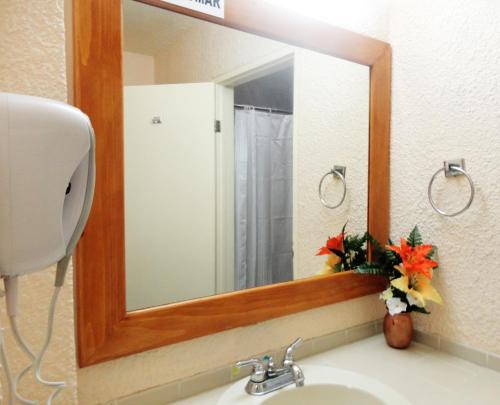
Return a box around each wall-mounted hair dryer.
[0,92,95,405]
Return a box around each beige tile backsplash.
[115,323,500,405]
[115,320,380,404]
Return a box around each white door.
[124,83,216,310]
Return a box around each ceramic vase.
[383,312,413,349]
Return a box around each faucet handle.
[264,355,280,377]
[235,358,267,383]
[283,337,303,367]
[265,355,276,370]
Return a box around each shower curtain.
[234,107,293,290]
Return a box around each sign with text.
[160,0,225,18]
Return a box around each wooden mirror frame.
[73,0,391,367]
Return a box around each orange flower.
[387,238,437,279]
[316,233,344,256]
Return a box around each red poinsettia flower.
[316,233,344,256]
[387,238,438,279]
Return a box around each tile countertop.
[172,334,500,405]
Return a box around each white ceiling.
[122,0,200,55]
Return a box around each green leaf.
[330,249,344,257]
[391,287,408,300]
[345,235,365,251]
[385,249,400,264]
[409,305,430,315]
[428,245,438,262]
[368,235,383,253]
[355,264,387,276]
[408,226,423,247]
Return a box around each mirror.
[122,0,369,311]
[74,0,390,365]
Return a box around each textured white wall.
[294,48,369,279]
[123,51,155,86]
[388,0,500,355]
[266,0,391,40]
[154,22,286,84]
[0,1,77,404]
[0,0,68,101]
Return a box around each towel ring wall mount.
[319,165,347,209]
[428,159,475,217]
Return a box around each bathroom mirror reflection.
[122,0,369,311]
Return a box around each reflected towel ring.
[428,159,475,217]
[318,166,347,209]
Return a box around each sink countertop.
[172,334,500,405]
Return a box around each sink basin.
[261,384,384,405]
[217,366,411,405]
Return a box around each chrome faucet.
[235,338,305,396]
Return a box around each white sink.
[217,366,411,405]
[261,385,383,405]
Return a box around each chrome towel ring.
[428,159,475,217]
[318,165,347,209]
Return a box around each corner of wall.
[64,0,74,104]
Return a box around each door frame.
[214,47,296,293]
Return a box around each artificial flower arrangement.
[316,224,369,274]
[355,226,443,316]
[317,225,442,349]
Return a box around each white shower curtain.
[234,107,293,290]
